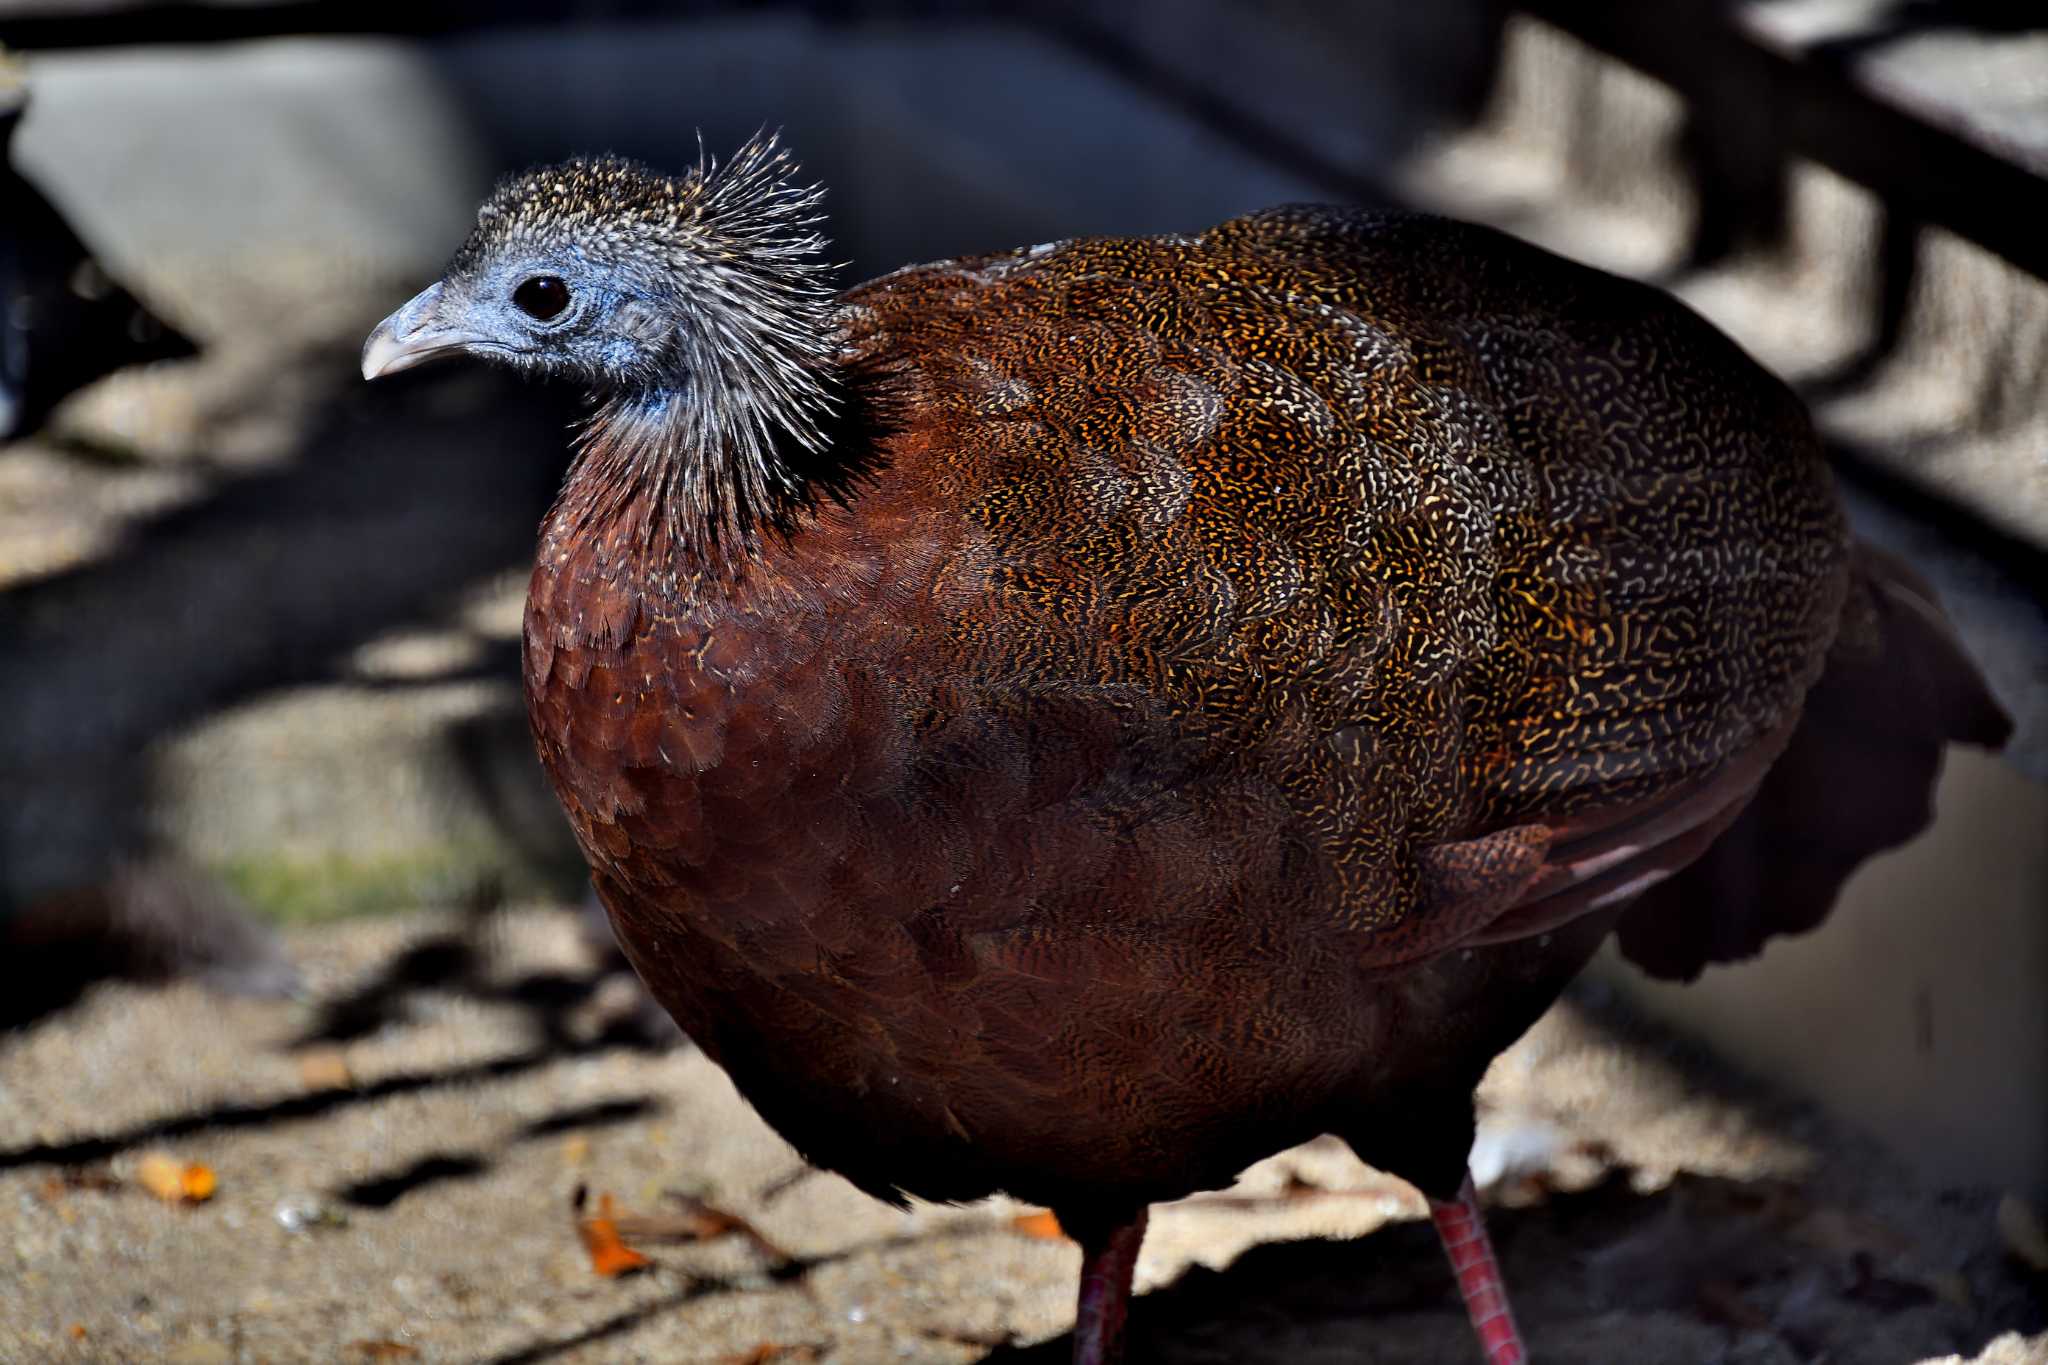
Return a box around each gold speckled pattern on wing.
[839,207,1846,924]
[522,206,1849,1212]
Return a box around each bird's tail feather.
[1613,543,2011,981]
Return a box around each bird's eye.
[513,276,570,321]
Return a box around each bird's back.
[839,206,1847,925]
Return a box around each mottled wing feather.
[844,207,1847,940]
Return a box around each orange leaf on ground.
[296,1047,355,1092]
[348,1342,419,1359]
[723,1345,821,1364]
[67,1324,87,1340]
[611,1191,792,1265]
[1011,1210,1066,1241]
[575,1192,651,1277]
[134,1153,216,1205]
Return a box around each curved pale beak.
[361,281,495,380]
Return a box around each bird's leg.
[1429,1171,1527,1365]
[1070,1208,1149,1365]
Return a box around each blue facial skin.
[444,242,681,390]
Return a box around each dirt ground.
[0,905,2042,1364]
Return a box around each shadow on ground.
[994,1175,2044,1365]
[0,898,680,1172]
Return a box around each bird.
[362,134,2009,1364]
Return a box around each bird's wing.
[845,205,1850,942]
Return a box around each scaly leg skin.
[1070,1209,1150,1365]
[1430,1171,1529,1364]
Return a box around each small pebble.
[274,1197,345,1233]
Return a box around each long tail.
[1614,543,2012,981]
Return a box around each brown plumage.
[363,136,2008,1363]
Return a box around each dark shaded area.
[0,859,298,1031]
[338,1151,491,1209]
[304,960,676,1211]
[0,357,585,900]
[0,0,745,47]
[294,931,486,1045]
[1827,436,2048,609]
[288,892,689,1054]
[0,902,681,1172]
[1042,11,1408,215]
[516,1096,664,1140]
[0,1043,582,1171]
[1,80,196,439]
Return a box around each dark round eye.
[513,275,570,321]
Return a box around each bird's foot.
[1070,1208,1149,1365]
[1430,1170,1528,1364]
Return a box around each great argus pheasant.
[362,136,2009,1364]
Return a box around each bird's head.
[364,136,838,391]
[363,135,847,552]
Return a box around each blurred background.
[1,2,2044,1361]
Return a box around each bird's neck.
[555,371,837,579]
[543,333,895,606]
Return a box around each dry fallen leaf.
[610,1191,791,1265]
[135,1153,217,1205]
[919,1325,1015,1349]
[575,1192,651,1278]
[723,1345,821,1365]
[67,1324,87,1341]
[1011,1210,1066,1241]
[347,1342,419,1360]
[296,1047,354,1092]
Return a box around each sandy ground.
[0,905,2042,1364]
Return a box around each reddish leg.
[1429,1171,1528,1364]
[1070,1209,1149,1365]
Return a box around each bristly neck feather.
[553,137,853,575]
